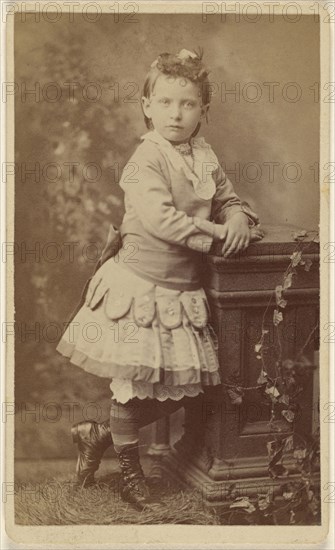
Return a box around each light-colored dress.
[56,130,253,403]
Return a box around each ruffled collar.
[141,130,218,200]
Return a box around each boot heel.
[71,424,79,444]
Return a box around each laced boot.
[117,444,151,510]
[71,419,112,487]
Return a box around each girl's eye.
[159,98,170,105]
[183,101,195,108]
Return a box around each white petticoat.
[110,378,204,404]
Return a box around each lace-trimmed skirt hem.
[56,258,221,392]
[109,379,205,404]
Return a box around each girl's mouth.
[167,125,183,130]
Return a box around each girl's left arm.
[121,148,220,250]
[208,164,263,256]
[211,164,259,226]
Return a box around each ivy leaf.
[265,385,280,398]
[278,394,290,406]
[267,439,285,466]
[273,309,283,326]
[293,448,307,463]
[227,388,243,406]
[289,510,296,524]
[304,259,313,271]
[258,493,271,511]
[284,375,297,391]
[283,273,293,290]
[227,483,238,498]
[282,482,296,500]
[281,409,295,423]
[275,285,283,302]
[292,230,307,241]
[275,286,288,308]
[290,251,302,267]
[257,372,268,384]
[230,497,256,514]
[283,435,294,452]
[306,488,314,501]
[308,495,319,516]
[254,343,262,353]
[267,440,277,458]
[268,464,289,479]
[282,359,295,372]
[283,490,294,500]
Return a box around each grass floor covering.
[14,458,219,525]
[13,458,321,526]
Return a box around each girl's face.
[142,74,208,144]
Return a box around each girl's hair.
[142,49,211,135]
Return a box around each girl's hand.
[218,212,250,257]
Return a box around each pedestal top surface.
[207,224,319,264]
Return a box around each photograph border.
[3,1,333,546]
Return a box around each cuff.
[216,205,243,224]
[241,202,260,227]
[225,205,260,228]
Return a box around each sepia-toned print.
[3,1,333,546]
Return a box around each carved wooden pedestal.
[152,225,320,504]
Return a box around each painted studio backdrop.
[14,13,320,459]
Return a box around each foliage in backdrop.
[15,23,138,458]
[14,14,320,460]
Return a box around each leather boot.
[116,444,151,509]
[71,420,112,487]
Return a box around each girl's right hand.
[212,223,229,241]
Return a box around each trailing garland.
[224,230,319,407]
[221,230,320,524]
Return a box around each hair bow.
[176,49,198,60]
[150,48,203,69]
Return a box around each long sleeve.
[119,138,260,256]
[117,134,264,291]
[120,152,216,249]
[211,165,260,227]
[211,164,244,223]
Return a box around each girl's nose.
[170,105,182,119]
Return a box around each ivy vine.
[222,230,320,524]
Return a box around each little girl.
[57,49,261,509]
